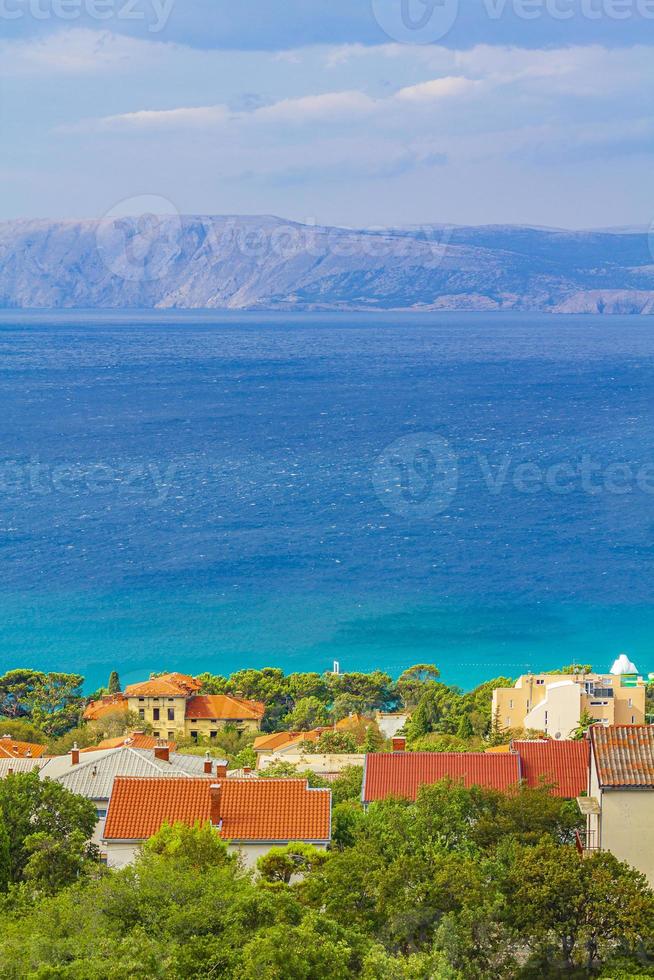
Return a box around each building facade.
[84,673,265,740]
[492,665,646,739]
[582,725,654,885]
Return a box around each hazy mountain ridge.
[1,215,653,313]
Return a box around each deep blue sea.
[1,311,653,692]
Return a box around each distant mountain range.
[1,215,654,313]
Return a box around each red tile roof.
[103,777,213,840]
[0,737,46,759]
[83,694,128,721]
[590,724,654,787]
[125,673,202,698]
[362,752,521,803]
[219,779,331,842]
[103,777,331,843]
[185,694,265,722]
[513,740,589,798]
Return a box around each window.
[168,698,175,703]
[509,699,513,709]
[153,708,160,721]
[167,731,174,739]
[628,698,633,707]
[96,809,107,818]
[210,730,217,739]
[536,679,544,685]
[632,715,635,723]
[138,708,145,720]
[153,731,160,738]
[190,730,198,741]
[152,697,159,702]
[167,708,175,721]
[544,710,548,726]
[139,697,145,702]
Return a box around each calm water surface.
[0,311,653,690]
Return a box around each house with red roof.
[0,733,47,759]
[582,725,654,884]
[362,739,591,804]
[102,776,332,868]
[362,750,522,804]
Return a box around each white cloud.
[395,77,479,102]
[252,90,377,122]
[0,28,174,76]
[95,105,231,130]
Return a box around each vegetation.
[0,779,651,978]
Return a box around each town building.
[102,776,332,868]
[362,738,589,804]
[0,734,46,759]
[580,724,654,885]
[491,658,646,738]
[80,732,178,752]
[84,673,265,741]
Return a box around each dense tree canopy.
[0,779,650,979]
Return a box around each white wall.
[524,681,581,738]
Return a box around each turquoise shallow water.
[1,311,653,690]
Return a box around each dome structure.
[610,653,639,675]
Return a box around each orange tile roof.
[103,777,331,843]
[363,752,521,803]
[513,740,589,798]
[80,733,178,753]
[83,694,128,721]
[0,737,46,759]
[125,673,202,698]
[219,779,330,842]
[185,694,265,722]
[590,724,654,787]
[253,732,296,751]
[104,777,213,840]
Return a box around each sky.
[1,0,654,228]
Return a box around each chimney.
[392,736,406,753]
[7,767,13,777]
[210,783,222,825]
[203,752,213,775]
[154,740,170,763]
[243,766,252,775]
[215,762,227,778]
[71,742,80,765]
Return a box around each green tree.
[571,709,594,740]
[107,670,121,694]
[0,808,11,893]
[330,765,364,804]
[307,730,358,754]
[504,839,654,970]
[196,671,228,695]
[257,842,328,884]
[0,771,97,885]
[239,911,357,980]
[284,697,329,732]
[23,828,95,895]
[144,820,233,870]
[395,664,441,711]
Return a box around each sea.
[1,310,653,692]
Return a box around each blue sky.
[1,1,653,227]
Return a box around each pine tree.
[107,671,121,695]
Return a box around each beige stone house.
[86,673,265,741]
